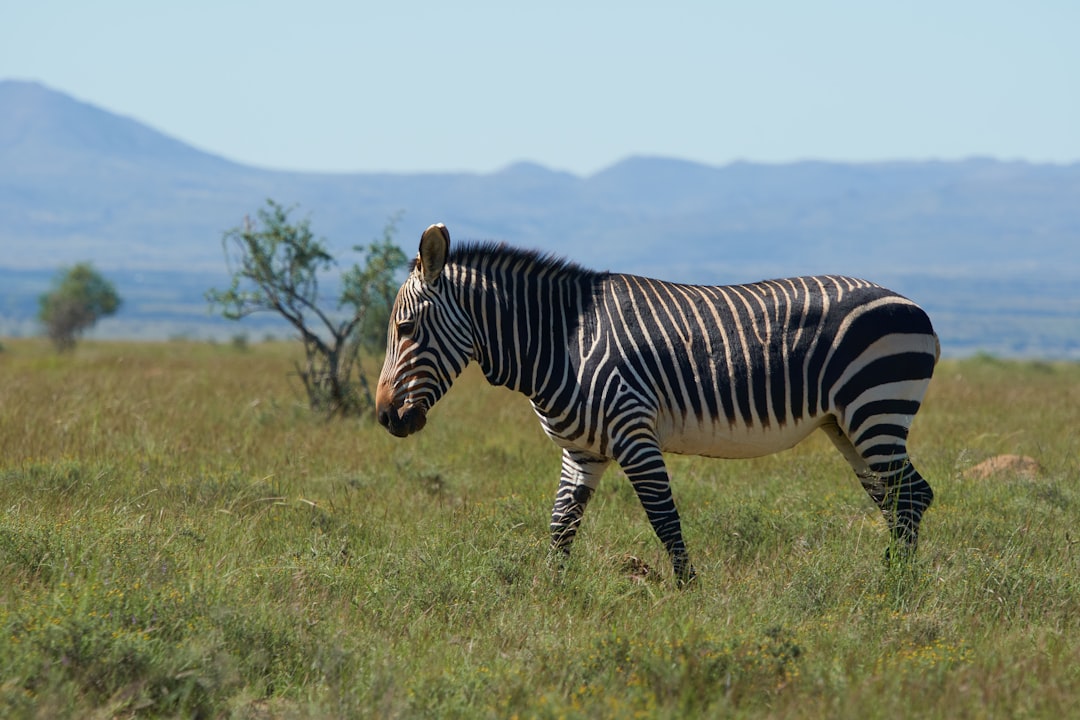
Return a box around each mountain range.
[1,79,1078,357]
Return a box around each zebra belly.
[657,414,828,459]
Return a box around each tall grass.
[1,340,1078,718]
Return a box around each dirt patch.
[963,454,1041,480]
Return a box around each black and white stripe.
[377,224,938,582]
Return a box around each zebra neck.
[452,266,586,401]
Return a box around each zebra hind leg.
[868,458,934,561]
[823,420,934,559]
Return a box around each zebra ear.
[418,223,450,285]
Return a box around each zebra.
[376,223,938,583]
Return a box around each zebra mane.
[445,241,606,280]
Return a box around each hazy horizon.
[4,2,1079,176]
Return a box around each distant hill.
[1,79,1078,357]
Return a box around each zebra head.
[376,223,474,437]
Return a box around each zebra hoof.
[675,565,698,589]
[546,546,571,570]
[883,542,917,566]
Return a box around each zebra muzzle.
[377,402,428,438]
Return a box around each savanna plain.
[1,339,1078,719]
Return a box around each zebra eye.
[397,319,416,337]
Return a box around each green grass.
[1,339,1079,718]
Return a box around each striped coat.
[377,225,937,582]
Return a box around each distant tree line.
[29,201,407,419]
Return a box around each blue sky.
[3,1,1078,175]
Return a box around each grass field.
[1,338,1079,718]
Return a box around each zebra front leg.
[549,449,610,559]
[616,439,696,585]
